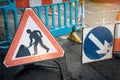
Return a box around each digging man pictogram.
[27,29,49,55]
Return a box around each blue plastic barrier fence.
[0,0,84,49]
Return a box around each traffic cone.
[48,7,58,16]
[116,11,120,21]
[48,7,52,15]
[114,11,120,57]
[67,32,82,44]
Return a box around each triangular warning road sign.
[4,8,64,67]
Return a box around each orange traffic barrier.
[16,0,29,8]
[114,11,120,55]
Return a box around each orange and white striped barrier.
[16,0,69,15]
[16,0,69,8]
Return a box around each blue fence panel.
[0,0,84,49]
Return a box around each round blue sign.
[84,26,113,60]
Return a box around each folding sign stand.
[3,8,67,80]
[2,56,68,80]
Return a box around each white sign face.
[82,25,114,64]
